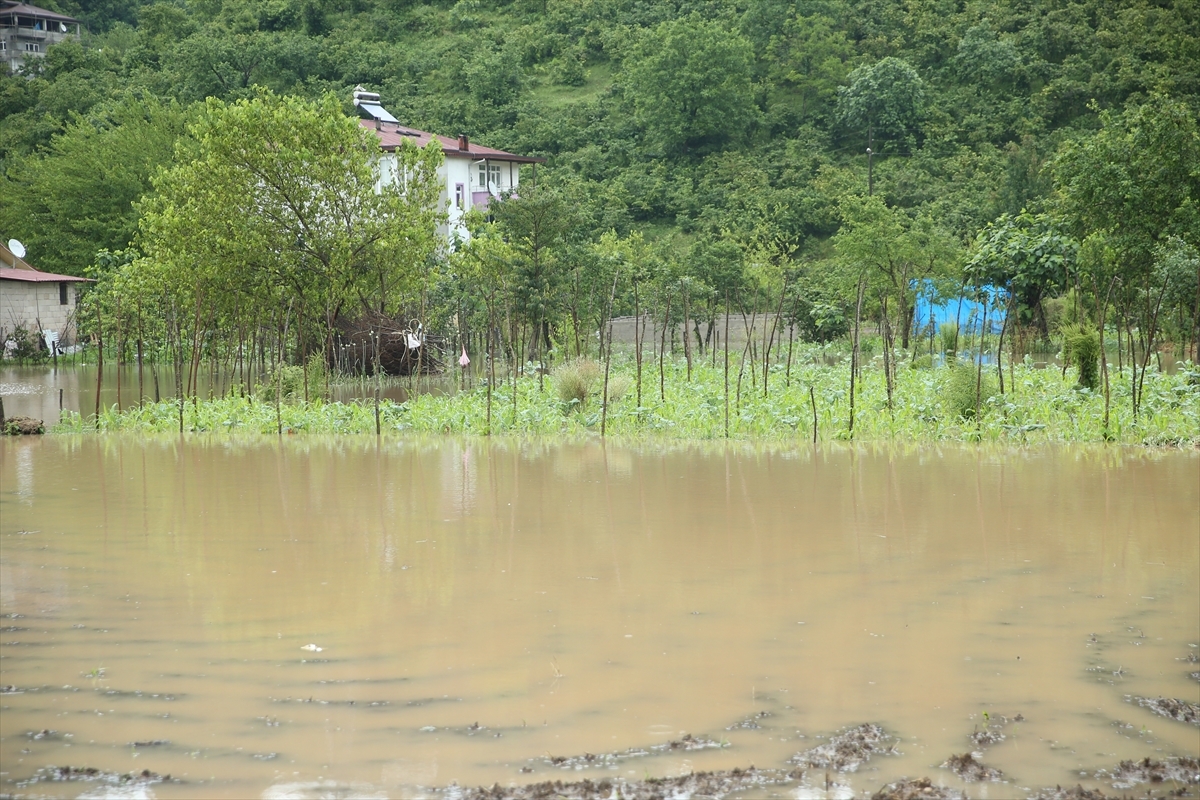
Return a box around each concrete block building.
[1,2,82,74]
[1,241,90,353]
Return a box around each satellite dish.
[487,180,500,199]
[8,239,25,259]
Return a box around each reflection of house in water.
[1,2,82,74]
[1,240,91,352]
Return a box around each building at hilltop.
[353,87,544,243]
[1,2,82,74]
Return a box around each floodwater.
[0,366,449,427]
[1,438,1197,799]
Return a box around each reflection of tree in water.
[440,443,476,518]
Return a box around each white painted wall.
[376,151,525,245]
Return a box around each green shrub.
[910,354,934,370]
[3,325,48,364]
[942,361,997,420]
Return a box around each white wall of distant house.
[377,151,522,244]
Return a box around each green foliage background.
[2,0,1196,277]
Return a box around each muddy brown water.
[0,366,450,426]
[1,438,1197,799]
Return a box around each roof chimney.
[457,133,469,151]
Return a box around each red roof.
[361,120,544,164]
[0,268,91,283]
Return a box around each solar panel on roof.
[357,102,399,124]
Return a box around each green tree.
[965,211,1077,335]
[836,57,926,149]
[623,14,758,156]
[1054,95,1200,413]
[135,89,443,377]
[0,95,193,276]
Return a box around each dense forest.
[1,0,1197,423]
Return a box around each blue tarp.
[911,281,1006,336]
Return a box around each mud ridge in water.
[537,733,728,770]
[726,710,772,730]
[270,695,390,707]
[941,752,1004,782]
[455,766,799,800]
[871,777,965,800]
[1029,786,1114,800]
[967,711,1023,748]
[16,766,174,788]
[1098,756,1200,789]
[1131,696,1200,725]
[790,723,897,772]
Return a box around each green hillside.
[1,0,1197,399]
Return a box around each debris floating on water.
[300,643,323,652]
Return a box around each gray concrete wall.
[0,280,80,346]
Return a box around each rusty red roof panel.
[361,120,545,164]
[0,269,92,283]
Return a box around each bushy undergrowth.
[55,350,1200,447]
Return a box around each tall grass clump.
[1062,325,1101,390]
[942,361,996,420]
[939,322,959,354]
[551,359,603,409]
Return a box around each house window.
[23,42,40,52]
[454,183,465,209]
[59,282,68,305]
[477,162,502,190]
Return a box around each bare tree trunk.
[601,275,619,437]
[659,295,670,403]
[849,277,865,438]
[634,281,642,411]
[724,291,730,438]
[682,282,693,382]
[763,282,785,398]
[94,305,103,425]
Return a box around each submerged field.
[52,350,1200,447]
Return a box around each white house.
[353,88,544,243]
